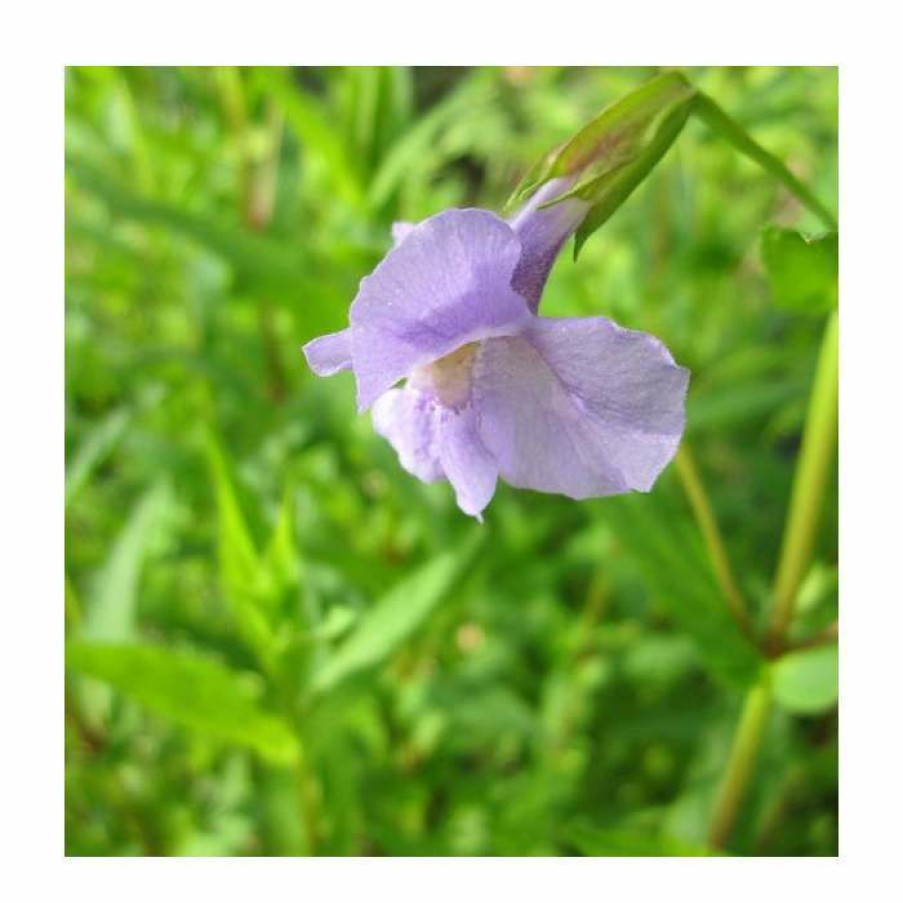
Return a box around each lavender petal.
[302,328,353,376]
[371,388,444,483]
[349,209,531,412]
[391,221,416,246]
[436,406,498,520]
[474,317,689,499]
[508,177,589,312]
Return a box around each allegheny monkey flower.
[303,178,689,520]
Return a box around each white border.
[5,0,902,898]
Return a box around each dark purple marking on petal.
[508,178,589,312]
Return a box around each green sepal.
[573,96,693,257]
[506,72,696,256]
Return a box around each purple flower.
[303,179,689,520]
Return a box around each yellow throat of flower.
[409,342,478,409]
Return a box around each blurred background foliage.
[65,66,838,856]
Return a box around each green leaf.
[311,534,483,696]
[761,227,838,313]
[602,493,762,688]
[366,75,492,211]
[66,642,299,765]
[255,68,365,210]
[67,156,317,295]
[693,92,838,231]
[65,407,130,507]
[206,435,262,595]
[82,480,172,642]
[204,434,277,659]
[772,644,838,715]
[263,486,301,591]
[565,824,719,857]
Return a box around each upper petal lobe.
[349,209,531,411]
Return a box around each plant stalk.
[768,311,839,647]
[218,68,288,402]
[674,443,751,636]
[707,677,773,849]
[294,748,322,855]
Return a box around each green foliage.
[65,66,837,857]
[312,534,483,695]
[82,480,172,641]
[601,493,761,688]
[761,227,838,313]
[65,407,130,507]
[67,643,299,765]
[772,646,839,716]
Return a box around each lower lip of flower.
[408,342,479,410]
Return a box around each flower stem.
[692,93,838,232]
[767,311,839,647]
[674,443,751,636]
[707,677,772,850]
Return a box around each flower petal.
[371,388,444,483]
[508,178,589,312]
[372,386,499,519]
[350,209,531,412]
[391,221,416,246]
[302,328,353,376]
[436,407,498,520]
[474,317,689,499]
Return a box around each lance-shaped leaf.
[507,72,696,255]
[311,532,483,696]
[66,642,299,765]
[82,480,172,642]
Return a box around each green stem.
[782,620,838,654]
[707,677,773,850]
[294,748,321,855]
[217,69,288,402]
[768,311,839,646]
[674,444,751,636]
[692,93,838,231]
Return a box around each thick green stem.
[707,678,773,849]
[692,93,838,232]
[674,444,751,636]
[768,311,839,646]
